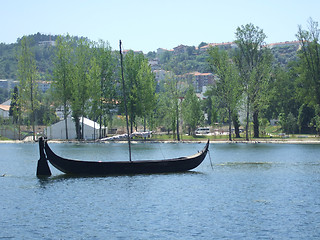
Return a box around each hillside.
[0,33,300,81]
[0,33,59,80]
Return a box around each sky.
[1,0,320,53]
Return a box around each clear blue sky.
[1,0,319,53]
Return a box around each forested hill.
[0,33,299,80]
[0,33,88,80]
[0,33,59,80]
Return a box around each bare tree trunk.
[246,97,250,141]
[228,108,232,141]
[64,106,68,140]
[232,112,241,138]
[99,114,102,139]
[31,77,35,141]
[81,117,84,140]
[176,104,180,141]
[253,109,259,138]
[64,118,68,140]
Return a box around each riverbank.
[1,137,320,144]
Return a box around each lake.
[1,141,320,239]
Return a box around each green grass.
[149,132,320,142]
[0,135,11,140]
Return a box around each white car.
[195,128,210,135]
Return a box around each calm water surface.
[1,142,320,239]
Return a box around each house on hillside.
[45,117,107,140]
[177,72,216,93]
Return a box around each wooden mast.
[119,40,132,162]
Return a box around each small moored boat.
[36,138,209,176]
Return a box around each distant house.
[0,79,51,93]
[37,80,51,93]
[200,42,237,52]
[177,72,216,93]
[157,48,173,55]
[0,104,10,119]
[45,117,107,140]
[153,69,173,83]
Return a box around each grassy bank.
[1,133,320,144]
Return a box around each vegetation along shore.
[1,18,320,142]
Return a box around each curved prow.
[36,137,52,177]
[205,139,210,152]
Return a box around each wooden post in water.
[119,40,132,162]
[36,137,52,177]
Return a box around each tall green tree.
[17,36,39,141]
[264,65,301,134]
[207,47,241,141]
[123,51,156,133]
[123,51,144,133]
[164,75,186,141]
[203,88,218,125]
[87,56,101,140]
[52,34,74,139]
[136,58,157,131]
[234,23,272,139]
[154,92,173,134]
[296,18,320,133]
[71,38,91,139]
[91,40,115,138]
[181,86,202,135]
[266,66,298,119]
[9,86,20,124]
[9,86,21,139]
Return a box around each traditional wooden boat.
[36,138,209,176]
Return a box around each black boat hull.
[42,140,209,176]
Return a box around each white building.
[45,117,107,140]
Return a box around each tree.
[9,86,20,124]
[123,51,144,133]
[9,86,21,139]
[234,23,272,139]
[39,91,59,127]
[154,92,173,134]
[99,42,116,136]
[203,88,218,125]
[296,18,320,134]
[297,104,315,133]
[17,36,39,141]
[136,58,157,132]
[279,112,298,134]
[164,75,186,141]
[52,35,74,139]
[91,40,115,138]
[71,38,91,140]
[265,66,299,120]
[181,86,202,135]
[87,56,101,139]
[123,51,157,133]
[207,47,241,141]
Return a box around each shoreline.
[1,138,320,144]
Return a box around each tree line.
[6,18,320,140]
[206,18,320,140]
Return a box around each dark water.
[1,142,320,239]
